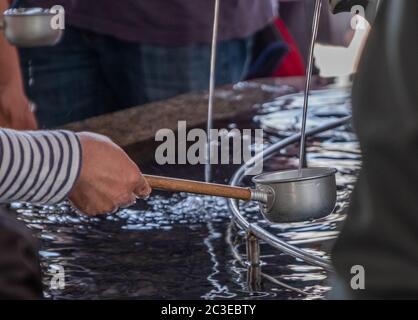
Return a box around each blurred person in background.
[1,0,277,128]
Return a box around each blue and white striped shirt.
[0,129,82,205]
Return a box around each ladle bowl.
[144,167,337,224]
[1,8,63,47]
[252,167,337,223]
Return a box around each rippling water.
[12,86,360,300]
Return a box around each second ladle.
[0,8,63,47]
[144,167,337,223]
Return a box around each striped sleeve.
[0,129,82,205]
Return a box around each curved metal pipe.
[227,116,352,272]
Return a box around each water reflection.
[11,86,360,299]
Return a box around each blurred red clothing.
[273,18,305,77]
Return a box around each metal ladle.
[145,0,337,224]
[144,167,337,223]
[0,7,63,47]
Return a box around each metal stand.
[246,232,261,292]
[227,116,352,292]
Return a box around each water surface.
[13,85,360,299]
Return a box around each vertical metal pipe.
[246,232,261,267]
[205,0,220,183]
[246,232,261,291]
[298,0,323,175]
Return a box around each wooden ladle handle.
[144,175,252,201]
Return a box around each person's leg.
[216,36,254,87]
[93,37,148,112]
[0,207,42,299]
[75,35,252,110]
[19,27,115,128]
[104,36,254,104]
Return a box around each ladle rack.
[226,116,352,296]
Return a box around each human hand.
[69,132,151,216]
[0,82,37,130]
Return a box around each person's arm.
[0,129,151,215]
[0,0,150,214]
[0,0,37,130]
[0,129,81,204]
